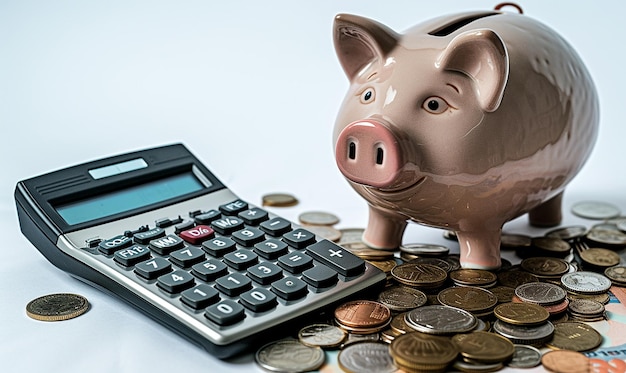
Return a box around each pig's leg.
[456,229,502,269]
[528,192,563,227]
[361,205,407,250]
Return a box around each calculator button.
[114,245,151,266]
[223,249,259,270]
[194,210,221,225]
[155,217,175,228]
[214,273,252,296]
[253,239,289,259]
[169,246,205,268]
[259,218,291,236]
[282,228,316,249]
[302,265,339,288]
[246,262,283,285]
[149,234,185,255]
[277,252,314,274]
[238,208,269,225]
[205,300,245,326]
[202,237,236,257]
[231,227,265,247]
[211,216,245,235]
[306,241,365,277]
[135,257,172,280]
[271,277,308,301]
[239,288,277,312]
[179,225,215,245]
[98,235,132,255]
[157,270,195,293]
[174,220,195,234]
[191,259,228,282]
[219,200,248,216]
[134,228,166,244]
[181,284,219,310]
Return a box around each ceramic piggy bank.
[332,5,599,269]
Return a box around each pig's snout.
[335,120,404,188]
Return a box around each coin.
[571,201,621,220]
[520,257,570,278]
[494,302,550,325]
[261,193,299,207]
[560,271,612,294]
[338,228,364,244]
[490,286,516,303]
[449,269,497,287]
[437,286,497,314]
[497,270,539,288]
[545,225,588,241]
[400,243,450,256]
[546,321,603,352]
[389,312,413,335]
[334,300,391,329]
[531,236,571,255]
[389,332,459,372]
[342,241,395,260]
[337,341,396,373]
[492,319,555,345]
[25,293,89,322]
[405,305,477,335]
[500,233,532,249]
[515,282,566,306]
[407,257,452,272]
[300,224,342,242]
[452,331,515,364]
[298,211,339,226]
[391,263,447,288]
[297,324,346,348]
[255,338,325,372]
[568,299,605,319]
[508,345,542,368]
[377,285,427,312]
[604,265,626,285]
[586,227,626,247]
[578,247,620,268]
[541,350,591,373]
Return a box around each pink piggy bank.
[332,5,599,269]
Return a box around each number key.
[135,257,172,280]
[157,270,195,293]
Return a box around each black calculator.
[15,143,386,358]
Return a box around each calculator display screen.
[55,172,205,225]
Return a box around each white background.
[1,1,625,372]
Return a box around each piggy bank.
[332,5,599,269]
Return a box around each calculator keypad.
[93,199,375,329]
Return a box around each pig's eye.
[423,97,448,114]
[360,88,375,104]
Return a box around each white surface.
[1,1,626,372]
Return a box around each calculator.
[15,143,386,358]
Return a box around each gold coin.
[449,269,497,287]
[520,257,570,277]
[500,233,532,249]
[389,332,458,370]
[493,302,550,325]
[366,258,398,274]
[531,236,572,254]
[579,247,621,268]
[342,241,394,260]
[452,331,515,364]
[391,263,447,288]
[26,293,89,322]
[437,286,497,314]
[546,321,603,352]
[261,193,299,207]
[497,270,539,288]
[541,350,591,373]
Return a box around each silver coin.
[404,305,477,335]
[298,211,339,226]
[586,228,626,246]
[399,243,449,256]
[255,338,325,372]
[561,271,612,294]
[492,319,555,342]
[298,324,346,348]
[337,341,396,373]
[568,299,605,316]
[515,282,566,306]
[508,345,542,368]
[571,201,621,220]
[545,226,588,241]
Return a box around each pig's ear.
[334,14,399,80]
[438,29,509,112]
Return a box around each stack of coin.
[389,332,459,373]
[560,271,612,295]
[449,269,497,288]
[513,282,570,318]
[451,331,515,370]
[334,300,391,335]
[437,286,498,318]
[390,263,447,290]
[491,301,555,346]
[567,298,606,322]
[404,305,477,335]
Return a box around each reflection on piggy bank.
[332,4,599,269]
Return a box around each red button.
[179,225,215,245]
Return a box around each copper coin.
[541,350,591,373]
[334,300,391,329]
[449,269,497,287]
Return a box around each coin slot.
[429,13,498,36]
[348,142,356,160]
[375,147,384,165]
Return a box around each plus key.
[306,241,365,277]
